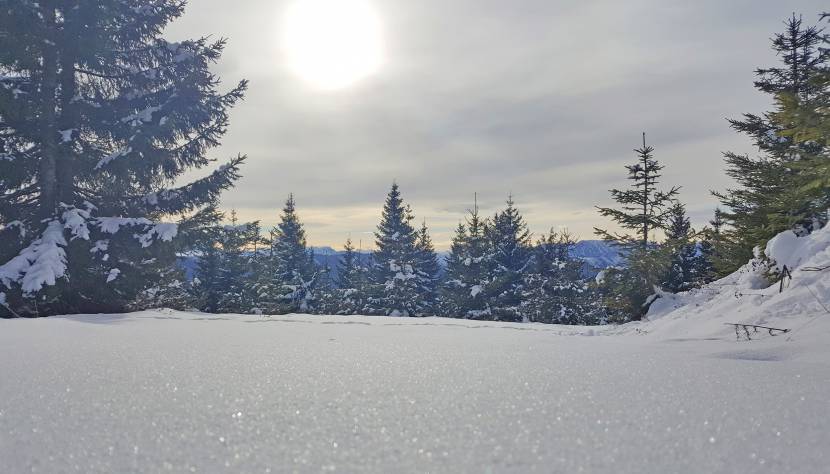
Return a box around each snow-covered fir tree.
[367,183,424,316]
[486,196,533,322]
[523,230,602,325]
[661,203,702,293]
[191,210,261,314]
[267,194,318,313]
[192,227,224,314]
[439,199,492,319]
[318,237,369,315]
[414,220,441,315]
[0,1,246,316]
[216,211,261,313]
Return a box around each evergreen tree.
[439,199,493,319]
[661,203,701,293]
[191,210,261,314]
[267,194,318,313]
[216,210,261,313]
[0,1,246,317]
[319,237,369,315]
[594,134,679,321]
[193,232,224,314]
[595,134,680,249]
[713,15,829,274]
[486,196,532,322]
[414,220,440,315]
[688,207,727,285]
[523,230,601,325]
[368,183,422,316]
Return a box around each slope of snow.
[1,309,828,473]
[639,225,830,363]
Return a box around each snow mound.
[640,225,830,360]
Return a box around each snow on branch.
[95,217,178,248]
[0,221,68,294]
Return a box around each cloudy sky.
[167,0,825,250]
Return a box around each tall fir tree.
[594,134,679,321]
[216,211,261,313]
[595,134,680,249]
[486,196,532,322]
[713,15,829,275]
[439,198,493,319]
[191,210,261,314]
[318,237,369,315]
[660,202,702,293]
[368,183,422,316]
[414,220,440,315]
[0,1,246,317]
[268,194,318,313]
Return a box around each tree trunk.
[38,1,59,222]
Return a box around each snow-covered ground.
[1,227,828,473]
[0,310,828,473]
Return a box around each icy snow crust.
[1,228,829,473]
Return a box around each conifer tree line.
[1,4,828,322]
[184,184,609,323]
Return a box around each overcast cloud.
[166,0,825,249]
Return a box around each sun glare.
[282,0,383,90]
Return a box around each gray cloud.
[166,0,826,248]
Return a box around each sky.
[166,0,826,250]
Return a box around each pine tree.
[486,196,532,322]
[414,220,440,315]
[595,134,680,249]
[713,15,829,274]
[267,194,318,313]
[368,183,421,316]
[523,230,601,325]
[439,199,493,319]
[0,2,246,317]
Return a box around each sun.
[281,0,383,90]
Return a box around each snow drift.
[639,224,830,361]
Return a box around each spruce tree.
[267,194,318,313]
[713,15,829,274]
[524,230,601,325]
[319,237,368,315]
[594,134,679,321]
[439,199,493,319]
[486,196,532,322]
[660,203,701,293]
[0,1,246,317]
[191,210,261,314]
[368,183,421,316]
[414,220,440,315]
[595,134,680,249]
[695,210,723,285]
[216,211,261,313]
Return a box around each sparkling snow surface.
[1,310,829,473]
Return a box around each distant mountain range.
[569,240,625,270]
